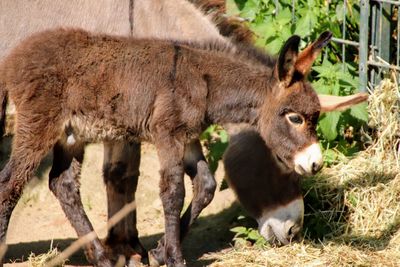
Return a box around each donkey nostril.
[287,226,294,236]
[312,162,322,174]
[287,224,300,240]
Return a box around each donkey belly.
[66,114,143,144]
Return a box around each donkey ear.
[276,35,301,86]
[295,31,333,75]
[319,93,369,113]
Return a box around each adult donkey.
[0,21,368,267]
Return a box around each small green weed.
[231,226,269,248]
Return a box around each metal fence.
[285,0,400,92]
[330,0,400,91]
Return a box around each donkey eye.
[288,114,303,125]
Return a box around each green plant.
[231,225,269,248]
[200,125,229,173]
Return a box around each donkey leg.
[0,162,12,186]
[149,140,216,267]
[102,141,146,264]
[153,138,186,267]
[181,140,217,229]
[48,141,112,267]
[0,115,61,248]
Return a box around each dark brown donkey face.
[260,31,368,175]
[224,130,303,245]
[259,32,331,176]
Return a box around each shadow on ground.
[4,202,242,266]
[3,134,399,265]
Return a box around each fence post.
[359,0,369,92]
[380,2,391,64]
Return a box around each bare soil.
[1,137,243,266]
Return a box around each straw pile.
[207,78,400,266]
[27,245,65,267]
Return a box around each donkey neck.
[203,55,274,126]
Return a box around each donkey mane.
[18,26,276,71]
[192,0,255,44]
[189,0,273,65]
[177,40,276,67]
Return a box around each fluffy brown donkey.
[0,28,366,267]
[0,1,248,265]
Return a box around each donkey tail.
[0,81,8,138]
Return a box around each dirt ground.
[1,137,245,266]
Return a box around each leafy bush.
[200,125,229,173]
[229,0,368,160]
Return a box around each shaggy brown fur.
[0,1,276,266]
[224,129,302,221]
[191,0,255,44]
[0,28,331,266]
[223,129,304,245]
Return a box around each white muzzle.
[293,143,323,175]
[257,197,304,245]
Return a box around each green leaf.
[265,37,284,55]
[275,8,292,26]
[332,82,340,96]
[294,10,315,36]
[252,21,275,39]
[319,111,341,141]
[254,37,267,47]
[247,229,262,241]
[219,129,229,143]
[280,26,292,41]
[200,125,216,140]
[312,81,331,95]
[230,226,248,234]
[350,102,368,122]
[335,4,345,22]
[240,0,259,21]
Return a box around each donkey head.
[223,129,304,245]
[259,31,367,176]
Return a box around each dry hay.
[206,78,400,266]
[27,244,65,267]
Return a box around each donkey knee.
[159,165,185,210]
[49,163,81,205]
[195,160,216,206]
[103,161,139,184]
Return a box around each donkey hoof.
[102,238,147,265]
[127,254,145,267]
[148,249,163,267]
[166,261,186,267]
[97,259,113,267]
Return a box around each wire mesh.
[284,0,400,92]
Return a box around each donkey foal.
[224,129,303,244]
[0,28,366,266]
